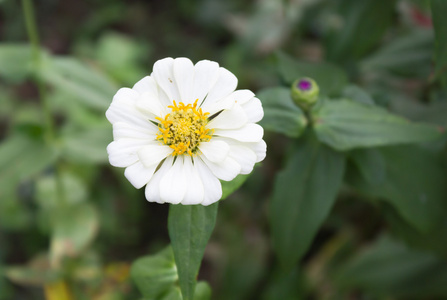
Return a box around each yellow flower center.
[156,99,214,156]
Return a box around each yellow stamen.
[156,100,213,156]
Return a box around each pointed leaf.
[335,235,447,298]
[348,145,447,232]
[131,247,178,300]
[257,87,307,138]
[312,99,442,151]
[168,203,218,300]
[270,137,345,268]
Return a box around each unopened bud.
[291,77,319,110]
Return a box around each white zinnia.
[106,57,266,205]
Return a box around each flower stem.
[21,0,54,144]
[22,0,66,202]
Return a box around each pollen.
[156,99,213,156]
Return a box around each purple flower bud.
[297,79,312,91]
[291,77,319,110]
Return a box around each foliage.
[1,0,447,299]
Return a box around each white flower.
[106,57,266,205]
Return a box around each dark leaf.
[168,203,218,300]
[270,136,345,268]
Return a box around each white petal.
[124,161,157,189]
[219,137,266,163]
[199,155,241,181]
[181,156,204,205]
[231,89,255,105]
[194,158,222,205]
[214,124,264,143]
[249,139,267,162]
[242,97,264,123]
[201,95,236,116]
[152,57,180,103]
[228,144,257,174]
[106,88,150,129]
[107,139,148,168]
[198,140,229,163]
[138,143,173,168]
[192,60,220,105]
[207,104,247,130]
[174,58,195,104]
[136,93,167,121]
[160,156,187,204]
[202,67,237,106]
[132,76,158,95]
[156,86,174,107]
[145,156,174,204]
[202,90,254,115]
[113,122,158,140]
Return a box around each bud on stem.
[291,77,320,111]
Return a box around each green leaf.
[50,203,99,268]
[262,268,306,300]
[312,99,442,151]
[131,247,178,300]
[270,136,345,268]
[218,219,268,300]
[0,265,14,300]
[61,126,111,164]
[257,87,307,138]
[348,146,447,232]
[0,134,58,200]
[221,174,250,200]
[335,235,447,298]
[348,149,385,185]
[160,287,182,300]
[324,0,396,62]
[277,52,348,96]
[42,57,116,111]
[0,44,32,82]
[385,206,447,256]
[0,189,32,230]
[36,172,87,209]
[341,85,375,105]
[194,281,212,300]
[360,29,433,78]
[431,0,447,84]
[389,94,447,127]
[153,281,211,300]
[5,253,61,287]
[96,32,147,85]
[36,172,89,233]
[168,203,218,300]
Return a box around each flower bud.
[291,77,319,110]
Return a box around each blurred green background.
[2,0,447,299]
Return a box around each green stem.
[22,0,66,204]
[22,0,54,144]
